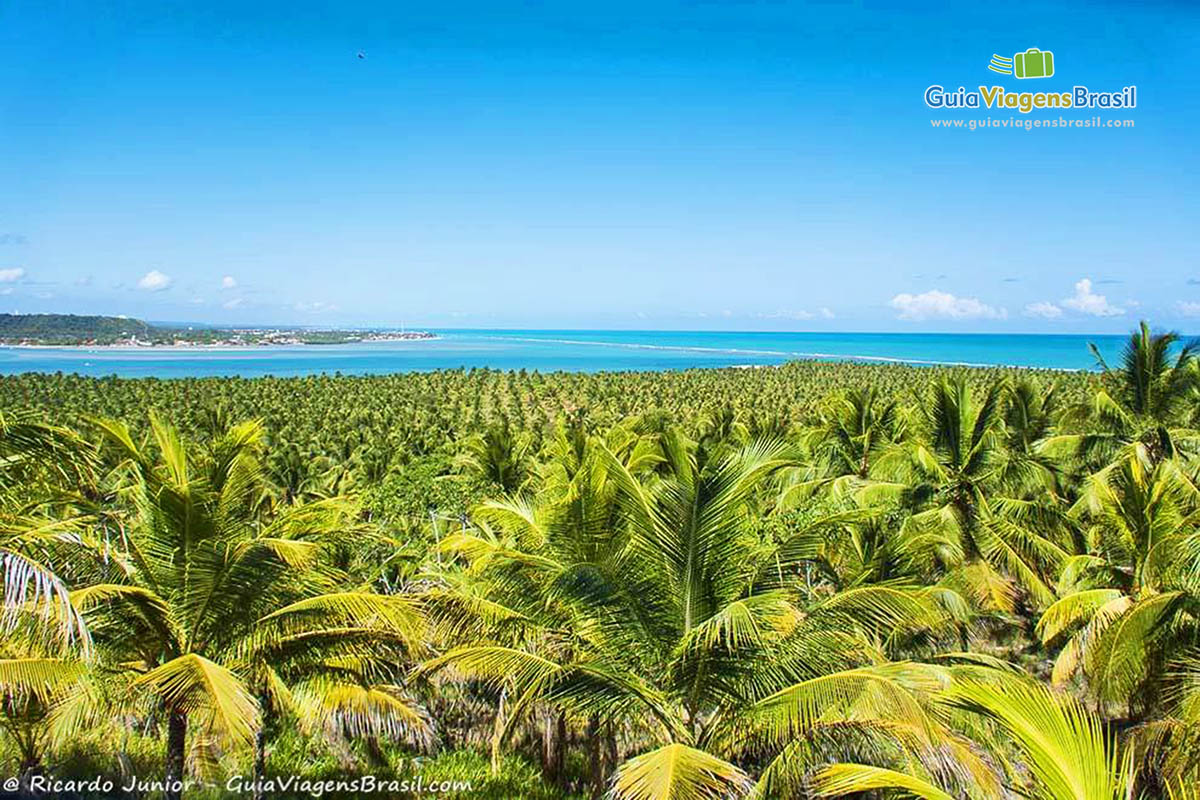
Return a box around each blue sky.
[0,0,1196,331]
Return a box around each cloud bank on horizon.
[886,278,1133,324]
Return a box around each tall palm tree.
[1096,321,1197,424]
[245,590,434,799]
[63,414,359,799]
[453,417,535,494]
[999,377,1063,495]
[0,411,91,647]
[1036,447,1200,718]
[1051,321,1199,467]
[425,426,961,799]
[424,423,671,794]
[867,376,1068,614]
[0,638,85,792]
[807,386,907,482]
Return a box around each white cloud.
[222,297,244,310]
[0,267,25,282]
[1024,301,1063,319]
[137,270,172,291]
[221,275,237,290]
[1061,278,1123,317]
[759,310,814,320]
[889,290,1007,321]
[756,308,836,321]
[294,300,338,313]
[1177,301,1200,317]
[0,288,12,296]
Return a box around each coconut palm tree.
[9,322,1200,795]
[998,377,1064,495]
[1050,321,1199,468]
[61,414,361,800]
[425,425,962,798]
[865,376,1068,614]
[423,423,671,794]
[453,417,535,494]
[0,639,85,792]
[244,590,435,799]
[807,386,908,482]
[1036,446,1200,719]
[1096,322,1198,424]
[812,675,1133,800]
[0,411,92,648]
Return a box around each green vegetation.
[0,313,154,344]
[3,322,1200,799]
[0,312,433,346]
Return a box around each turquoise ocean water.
[0,330,1133,378]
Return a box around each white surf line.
[480,335,791,358]
[479,334,1079,371]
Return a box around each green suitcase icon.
[1014,48,1054,79]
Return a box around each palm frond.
[612,742,752,800]
[948,677,1130,800]
[133,653,260,747]
[811,763,956,800]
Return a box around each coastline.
[0,331,1116,378]
[0,335,441,352]
[480,334,1088,372]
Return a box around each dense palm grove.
[3,323,1200,799]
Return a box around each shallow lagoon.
[0,330,1129,378]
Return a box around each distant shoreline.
[0,335,440,352]
[0,330,1118,378]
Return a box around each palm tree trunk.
[164,710,187,800]
[253,693,273,800]
[16,738,42,799]
[540,713,553,777]
[546,711,567,791]
[365,735,388,768]
[252,728,267,800]
[587,715,603,800]
[604,722,619,797]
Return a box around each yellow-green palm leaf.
[612,742,751,800]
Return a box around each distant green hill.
[0,313,156,344]
[0,314,434,346]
